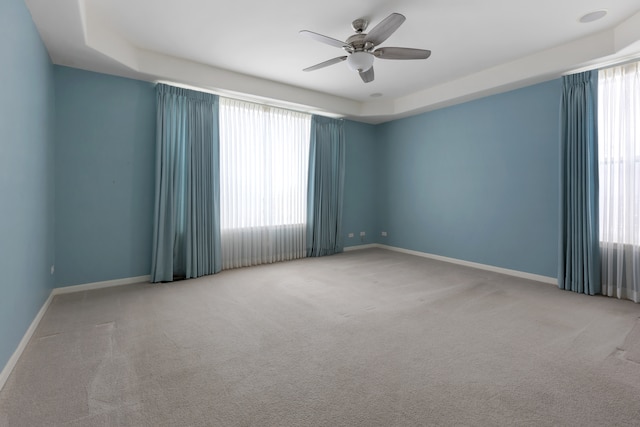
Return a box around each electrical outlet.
[360,231,366,236]
[348,233,354,238]
[50,265,55,275]
[381,231,388,237]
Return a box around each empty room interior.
[2,0,640,425]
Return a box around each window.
[218,97,311,269]
[598,61,640,246]
[598,60,640,302]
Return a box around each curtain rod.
[155,80,344,120]
[564,54,640,76]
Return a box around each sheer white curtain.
[598,61,640,302]
[219,98,311,269]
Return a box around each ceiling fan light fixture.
[347,52,374,72]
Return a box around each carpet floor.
[1,248,640,426]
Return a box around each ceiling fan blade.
[374,47,431,60]
[303,56,348,72]
[359,66,374,83]
[363,13,406,46]
[299,30,349,49]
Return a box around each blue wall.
[377,80,562,277]
[49,69,563,280]
[0,0,55,371]
[54,67,156,286]
[52,82,378,282]
[342,120,379,247]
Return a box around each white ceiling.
[24,0,640,123]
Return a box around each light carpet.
[1,248,640,426]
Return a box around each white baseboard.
[345,243,557,285]
[52,275,151,295]
[0,292,54,392]
[344,244,380,252]
[0,275,150,392]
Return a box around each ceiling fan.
[300,13,431,83]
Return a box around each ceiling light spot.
[370,93,383,98]
[579,10,607,23]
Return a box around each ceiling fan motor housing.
[346,34,367,51]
